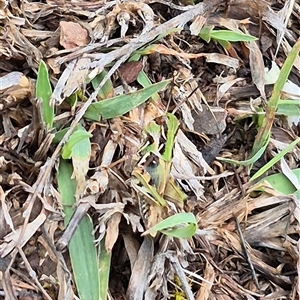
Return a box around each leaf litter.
[0,0,300,299]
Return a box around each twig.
[234,215,260,290]
[167,253,195,300]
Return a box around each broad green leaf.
[71,128,91,199]
[57,159,99,300]
[147,212,197,238]
[144,121,161,152]
[251,137,300,181]
[128,53,141,62]
[53,127,69,144]
[36,60,54,128]
[199,26,257,43]
[277,100,300,116]
[61,126,92,198]
[66,92,78,111]
[85,80,170,121]
[91,70,114,100]
[160,223,197,239]
[258,168,300,195]
[61,128,92,159]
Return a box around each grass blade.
[85,80,170,120]
[57,159,99,300]
[146,212,197,238]
[250,137,300,181]
[98,239,112,300]
[36,60,54,128]
[252,38,300,156]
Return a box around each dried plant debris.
[0,0,300,299]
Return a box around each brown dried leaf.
[126,236,154,299]
[72,156,89,200]
[193,106,227,135]
[153,45,240,68]
[118,61,143,84]
[102,2,154,41]
[190,15,207,36]
[0,72,33,105]
[246,40,266,99]
[59,21,89,49]
[0,212,46,257]
[105,212,122,252]
[63,57,91,98]
[195,261,215,300]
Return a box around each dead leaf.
[151,45,240,68]
[118,61,143,84]
[0,72,33,106]
[193,107,227,135]
[195,261,215,300]
[126,236,153,300]
[246,40,266,99]
[105,212,122,252]
[59,21,89,49]
[216,76,245,104]
[0,212,46,257]
[190,15,207,35]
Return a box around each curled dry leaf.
[149,45,240,68]
[105,212,122,252]
[216,76,245,104]
[59,21,89,49]
[0,72,33,106]
[172,141,205,199]
[101,1,155,41]
[246,40,266,99]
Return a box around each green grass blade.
[277,100,300,116]
[199,26,213,42]
[53,127,69,144]
[162,113,179,161]
[98,239,112,300]
[85,80,170,120]
[217,134,270,166]
[252,38,300,155]
[57,159,99,300]
[147,212,197,238]
[137,70,160,102]
[36,60,54,128]
[210,30,257,42]
[250,137,300,181]
[91,70,114,100]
